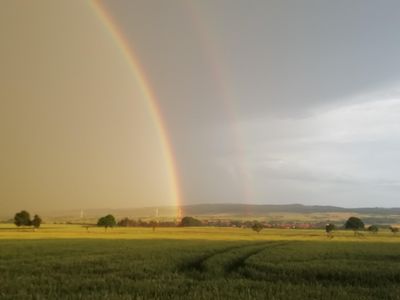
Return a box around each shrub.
[118,218,137,227]
[251,221,264,233]
[325,223,335,238]
[32,215,42,229]
[367,225,379,234]
[180,216,202,227]
[97,214,116,230]
[345,217,365,231]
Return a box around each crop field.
[1,225,400,300]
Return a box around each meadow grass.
[1,224,399,242]
[0,224,400,299]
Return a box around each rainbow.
[185,3,255,203]
[90,1,182,208]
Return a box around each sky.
[2,0,400,214]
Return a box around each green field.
[1,225,400,299]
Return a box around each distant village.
[44,207,399,230]
[107,217,347,230]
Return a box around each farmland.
[1,225,400,299]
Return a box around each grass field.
[1,225,400,299]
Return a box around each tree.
[367,225,379,234]
[325,223,335,238]
[149,220,158,232]
[345,217,365,231]
[389,226,399,235]
[97,214,116,230]
[117,217,137,227]
[180,216,202,227]
[31,215,42,229]
[251,221,264,234]
[14,210,31,227]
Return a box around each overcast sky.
[2,0,400,214]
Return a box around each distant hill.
[42,203,400,219]
[178,203,400,215]
[3,203,400,224]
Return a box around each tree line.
[325,216,399,237]
[96,214,399,233]
[96,214,400,236]
[95,215,204,230]
[14,210,42,229]
[11,211,400,236]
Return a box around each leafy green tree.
[325,223,335,238]
[251,221,264,234]
[367,225,379,234]
[31,215,42,229]
[345,217,365,231]
[14,210,31,227]
[97,214,116,230]
[180,216,202,227]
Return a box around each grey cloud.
[100,0,400,207]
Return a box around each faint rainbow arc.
[90,1,181,208]
[185,3,255,204]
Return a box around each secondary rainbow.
[185,3,255,203]
[90,0,181,209]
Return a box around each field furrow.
[182,241,290,278]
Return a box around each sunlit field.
[1,225,400,300]
[0,224,399,242]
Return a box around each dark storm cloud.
[100,0,400,207]
[104,0,400,117]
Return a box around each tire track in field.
[227,242,290,276]
[201,243,268,276]
[181,241,289,278]
[179,242,257,274]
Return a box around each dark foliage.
[180,216,203,227]
[345,217,365,230]
[14,210,31,227]
[117,218,137,227]
[367,225,379,233]
[251,221,264,233]
[32,215,42,229]
[325,223,335,238]
[97,215,116,229]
